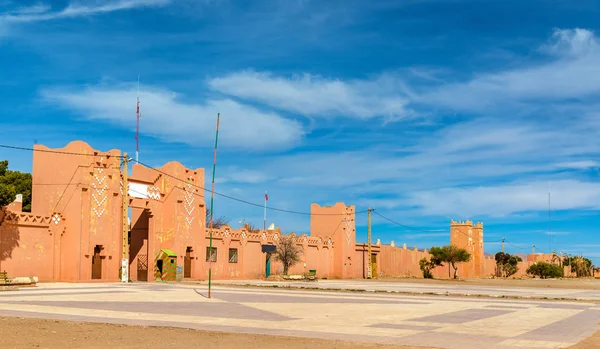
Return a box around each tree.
[527,262,564,279]
[205,208,229,229]
[274,235,302,275]
[419,253,443,279]
[495,252,523,278]
[0,160,32,212]
[564,256,592,277]
[430,245,471,279]
[243,222,260,233]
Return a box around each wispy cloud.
[209,71,413,121]
[555,161,599,170]
[1,0,170,23]
[544,231,571,236]
[41,82,304,150]
[407,180,600,218]
[417,28,600,112]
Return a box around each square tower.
[311,203,356,279]
[450,219,485,278]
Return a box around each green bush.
[526,262,564,279]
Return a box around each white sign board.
[121,258,129,283]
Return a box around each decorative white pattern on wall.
[183,180,195,227]
[147,186,161,200]
[344,213,353,246]
[92,168,108,217]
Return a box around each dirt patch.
[0,317,435,349]
[568,330,600,348]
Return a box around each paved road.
[1,283,599,349]
[214,279,600,301]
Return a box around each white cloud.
[218,167,273,184]
[541,28,599,57]
[1,0,170,23]
[206,28,600,121]
[41,83,304,150]
[407,180,600,218]
[544,231,571,236]
[209,71,412,121]
[555,161,599,170]
[219,108,600,220]
[416,28,600,112]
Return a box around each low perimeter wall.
[376,244,576,279]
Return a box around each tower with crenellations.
[450,219,484,278]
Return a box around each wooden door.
[371,254,377,279]
[184,248,192,278]
[137,254,148,282]
[92,246,102,279]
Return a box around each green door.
[266,253,271,278]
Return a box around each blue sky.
[1,0,600,264]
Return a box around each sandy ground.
[1,317,598,348]
[373,277,600,290]
[0,317,434,349]
[568,330,600,349]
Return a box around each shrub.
[527,262,564,279]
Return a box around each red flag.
[265,192,268,201]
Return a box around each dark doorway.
[184,247,192,278]
[130,208,151,282]
[92,245,102,279]
[157,259,163,278]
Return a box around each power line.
[373,211,446,233]
[505,240,530,252]
[135,159,369,216]
[0,143,369,216]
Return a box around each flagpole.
[208,113,220,299]
[263,191,267,231]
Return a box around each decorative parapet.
[205,227,332,248]
[2,210,52,228]
[450,219,474,226]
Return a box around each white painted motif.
[91,168,108,217]
[52,214,61,225]
[344,213,353,246]
[147,186,161,200]
[183,181,195,227]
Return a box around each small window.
[171,259,175,264]
[206,247,217,262]
[229,248,238,263]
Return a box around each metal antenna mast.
[135,76,141,163]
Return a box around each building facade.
[0,141,573,282]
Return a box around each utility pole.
[532,244,535,255]
[367,208,373,279]
[208,113,220,299]
[502,237,505,253]
[121,153,130,283]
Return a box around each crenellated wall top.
[311,202,355,212]
[207,226,334,247]
[450,219,483,228]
